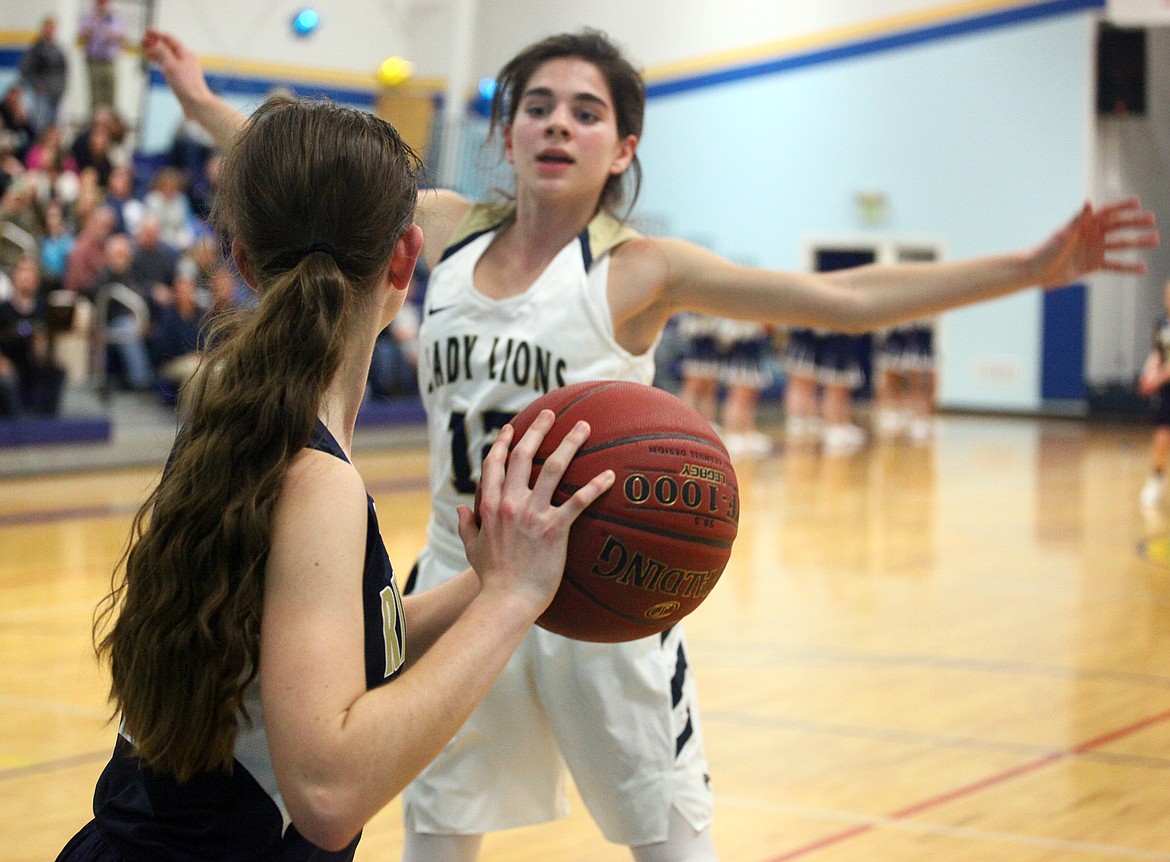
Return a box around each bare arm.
[1139,347,1169,395]
[611,199,1158,351]
[399,566,480,661]
[142,29,244,151]
[415,188,472,271]
[143,29,473,263]
[260,413,613,851]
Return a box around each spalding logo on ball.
[485,380,739,643]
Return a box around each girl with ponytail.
[138,27,1158,862]
[57,70,615,862]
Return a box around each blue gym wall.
[634,6,1097,412]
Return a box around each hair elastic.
[302,241,338,261]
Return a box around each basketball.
[488,380,739,642]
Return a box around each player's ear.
[609,134,638,176]
[503,123,515,165]
[230,239,256,288]
[388,224,423,292]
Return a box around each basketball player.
[874,319,938,444]
[679,314,775,458]
[781,327,822,439]
[678,312,723,427]
[56,88,614,860]
[782,328,868,452]
[144,27,1157,862]
[1139,279,1170,508]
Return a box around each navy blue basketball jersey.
[61,422,406,862]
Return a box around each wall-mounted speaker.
[1097,24,1147,116]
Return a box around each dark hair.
[95,96,421,781]
[489,29,645,217]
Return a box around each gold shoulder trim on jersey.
[587,210,642,258]
[446,202,513,250]
[443,204,641,257]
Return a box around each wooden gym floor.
[4,413,1170,861]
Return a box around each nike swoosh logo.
[427,304,456,316]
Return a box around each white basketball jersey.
[418,207,658,570]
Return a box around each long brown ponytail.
[94,97,420,781]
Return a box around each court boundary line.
[759,707,1170,861]
[720,795,1170,861]
[0,476,429,529]
[0,750,110,782]
[704,709,1170,770]
[693,641,1170,688]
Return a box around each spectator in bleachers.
[39,200,73,292]
[91,232,154,391]
[105,163,144,236]
[70,182,105,235]
[131,215,178,307]
[184,234,218,291]
[64,204,116,294]
[144,166,194,250]
[93,233,134,292]
[208,260,255,311]
[0,255,66,415]
[0,350,17,415]
[76,165,104,208]
[23,124,73,172]
[1,173,43,239]
[19,16,68,136]
[189,150,221,223]
[0,176,42,274]
[368,280,421,400]
[0,140,21,201]
[170,115,216,198]
[0,85,36,163]
[28,138,81,216]
[78,0,126,113]
[70,120,115,189]
[106,111,131,164]
[152,262,206,392]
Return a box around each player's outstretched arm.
[616,198,1159,342]
[142,29,245,151]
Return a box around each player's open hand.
[457,409,614,615]
[142,29,213,117]
[1033,198,1159,288]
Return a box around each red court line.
[761,707,1170,862]
[0,749,110,782]
[0,477,427,529]
[0,502,138,528]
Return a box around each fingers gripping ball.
[480,381,739,643]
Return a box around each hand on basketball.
[1032,198,1158,289]
[458,409,615,615]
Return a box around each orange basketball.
[496,380,739,642]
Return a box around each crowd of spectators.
[0,74,246,418]
[0,14,421,422]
